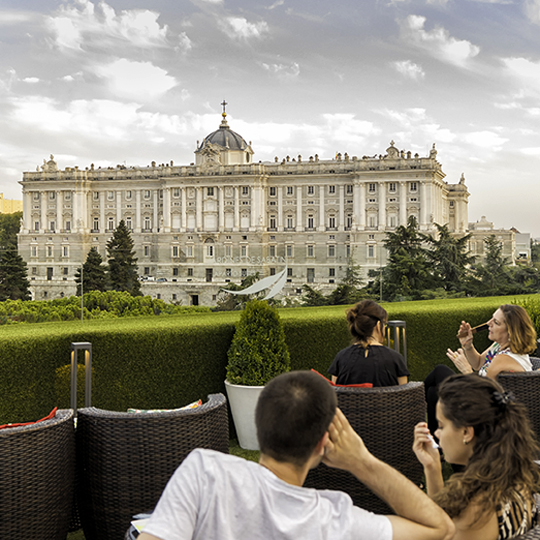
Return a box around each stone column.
[135,189,141,232]
[296,186,303,231]
[196,187,202,231]
[218,187,224,232]
[318,186,325,231]
[181,187,187,231]
[378,182,386,230]
[116,190,122,227]
[277,186,283,231]
[100,192,105,232]
[23,190,31,232]
[399,182,407,226]
[234,187,240,231]
[339,185,345,231]
[164,188,171,232]
[153,190,159,232]
[40,191,47,233]
[56,191,62,232]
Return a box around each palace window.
[287,186,293,195]
[269,187,276,197]
[307,215,314,229]
[286,216,294,229]
[329,186,336,194]
[328,216,336,229]
[107,191,114,201]
[328,245,335,257]
[93,218,99,231]
[269,245,276,257]
[346,185,353,194]
[286,245,293,258]
[207,187,214,196]
[307,268,315,283]
[307,245,314,257]
[187,268,194,276]
[242,186,249,196]
[329,268,335,277]
[173,188,180,198]
[410,182,418,192]
[307,186,314,195]
[172,246,179,257]
[368,183,376,193]
[389,183,396,193]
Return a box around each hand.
[447,348,473,374]
[412,422,440,470]
[457,320,473,349]
[323,408,370,471]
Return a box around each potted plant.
[225,299,291,450]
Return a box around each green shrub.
[226,300,291,386]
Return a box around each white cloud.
[524,0,540,23]
[22,77,40,84]
[267,0,285,9]
[521,147,540,156]
[261,62,300,77]
[221,17,269,40]
[463,130,508,149]
[0,10,34,24]
[92,59,178,101]
[392,60,425,80]
[401,15,480,68]
[46,0,188,52]
[502,57,540,98]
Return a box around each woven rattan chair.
[530,357,540,370]
[76,393,229,540]
[497,370,540,449]
[304,382,425,514]
[516,524,540,539]
[0,409,75,540]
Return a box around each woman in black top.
[328,300,409,387]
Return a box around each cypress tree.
[106,220,141,296]
[74,247,108,295]
[0,248,31,301]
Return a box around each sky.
[1,0,539,237]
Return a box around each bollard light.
[70,342,92,412]
[385,321,407,366]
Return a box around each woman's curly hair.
[433,374,540,522]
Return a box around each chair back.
[76,393,229,540]
[498,371,540,452]
[0,409,75,540]
[304,382,425,514]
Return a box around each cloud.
[392,60,425,80]
[401,15,480,68]
[520,147,540,156]
[22,77,40,84]
[462,130,508,149]
[221,16,269,40]
[92,59,178,101]
[46,0,189,52]
[0,10,35,25]
[502,57,540,98]
[261,61,300,78]
[267,0,285,9]
[524,0,540,23]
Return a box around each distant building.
[0,193,22,214]
[17,109,520,305]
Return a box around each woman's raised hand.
[457,320,473,348]
[413,422,439,469]
[447,348,473,374]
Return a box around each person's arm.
[397,376,408,385]
[457,321,485,370]
[412,422,444,497]
[485,354,526,379]
[331,375,337,384]
[323,409,454,540]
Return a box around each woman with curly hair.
[414,374,540,539]
[328,300,409,386]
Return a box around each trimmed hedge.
[0,295,536,424]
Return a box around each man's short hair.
[256,371,337,465]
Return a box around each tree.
[214,273,261,311]
[106,220,141,296]
[326,256,365,305]
[381,215,433,300]
[424,223,474,292]
[74,247,108,295]
[466,235,512,296]
[0,211,22,249]
[301,284,329,306]
[0,248,31,301]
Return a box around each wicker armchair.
[76,393,229,540]
[497,370,540,449]
[517,524,540,539]
[304,382,425,514]
[0,409,75,540]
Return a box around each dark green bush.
[0,295,532,424]
[226,300,290,386]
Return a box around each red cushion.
[310,369,373,388]
[0,407,58,430]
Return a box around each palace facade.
[18,111,473,305]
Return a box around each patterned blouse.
[478,343,531,377]
[497,492,538,539]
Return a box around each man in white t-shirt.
[139,371,454,540]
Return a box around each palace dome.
[197,114,249,152]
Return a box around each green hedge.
[0,295,537,424]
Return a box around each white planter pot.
[225,380,265,451]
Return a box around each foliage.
[107,220,141,296]
[531,240,540,265]
[74,247,108,295]
[380,216,433,300]
[424,224,474,292]
[0,290,210,325]
[0,248,31,301]
[0,294,529,424]
[214,273,261,311]
[226,300,290,386]
[0,211,22,249]
[301,284,329,306]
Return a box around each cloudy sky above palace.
[0,0,539,236]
